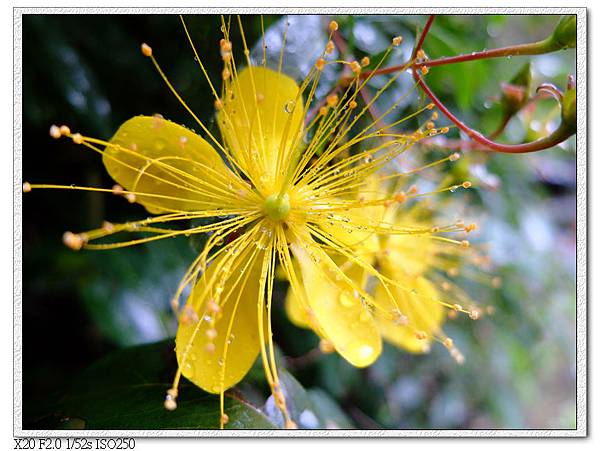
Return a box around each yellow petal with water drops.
[218,67,304,190]
[104,116,240,214]
[175,250,265,393]
[374,266,445,354]
[289,229,381,367]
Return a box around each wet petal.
[104,116,237,214]
[175,251,264,393]
[374,266,445,353]
[290,228,381,367]
[218,67,304,188]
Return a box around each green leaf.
[25,340,276,430]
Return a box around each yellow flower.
[27,17,481,428]
[286,178,472,360]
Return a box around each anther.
[469,309,480,320]
[392,36,403,46]
[316,58,326,71]
[71,133,83,145]
[426,103,435,110]
[325,40,335,54]
[214,99,223,110]
[453,303,462,311]
[408,185,418,194]
[63,231,85,251]
[360,56,370,67]
[207,300,221,314]
[112,184,124,195]
[443,337,454,349]
[164,393,177,411]
[426,121,435,130]
[430,226,440,233]
[329,20,339,32]
[125,193,136,203]
[449,152,461,161]
[141,43,153,57]
[220,39,232,52]
[415,330,427,340]
[222,68,231,81]
[319,339,335,354]
[102,221,114,232]
[49,125,61,139]
[319,106,328,116]
[205,328,218,340]
[421,66,429,75]
[431,112,438,120]
[461,240,470,248]
[22,182,31,193]
[349,100,358,109]
[59,125,71,136]
[416,49,427,60]
[221,413,229,425]
[465,223,477,233]
[441,127,450,133]
[327,94,339,107]
[462,181,472,189]
[350,60,361,75]
[285,419,298,429]
[394,191,407,203]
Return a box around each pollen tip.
[360,56,370,67]
[221,413,229,425]
[426,102,435,110]
[469,309,480,320]
[443,337,454,349]
[461,240,470,248]
[449,152,461,161]
[415,330,428,340]
[49,125,61,139]
[285,419,298,429]
[111,184,124,195]
[462,181,472,189]
[350,60,361,75]
[318,339,335,354]
[349,100,358,109]
[71,133,83,145]
[125,193,136,203]
[22,182,32,193]
[421,66,430,75]
[163,397,177,411]
[59,125,71,136]
[328,20,339,32]
[392,36,403,46]
[141,43,153,57]
[316,58,326,71]
[62,231,85,251]
[325,40,335,54]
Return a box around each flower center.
[263,193,291,221]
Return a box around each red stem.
[414,71,570,154]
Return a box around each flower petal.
[374,266,445,353]
[290,228,381,367]
[175,251,264,393]
[104,116,237,214]
[218,67,304,188]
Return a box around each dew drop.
[182,362,195,378]
[284,100,296,114]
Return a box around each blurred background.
[21,14,576,429]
